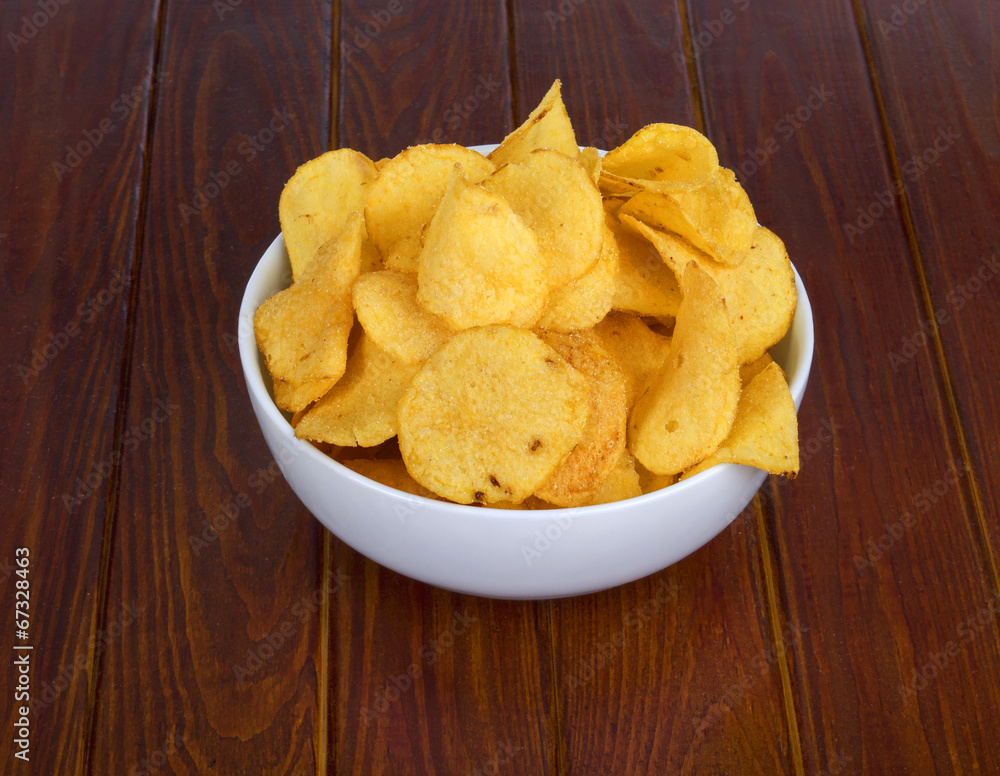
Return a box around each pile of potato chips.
[254,80,800,508]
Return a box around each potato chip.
[485,149,603,288]
[417,176,547,329]
[623,217,796,363]
[488,79,579,167]
[365,144,495,272]
[609,216,681,319]
[279,149,376,280]
[254,213,364,411]
[629,264,741,475]
[534,332,628,507]
[681,362,799,478]
[601,123,720,192]
[619,168,756,266]
[536,218,617,332]
[295,335,420,447]
[584,449,643,505]
[353,270,457,364]
[740,352,774,386]
[635,459,677,495]
[398,326,589,504]
[339,458,438,499]
[593,311,672,404]
[578,146,602,184]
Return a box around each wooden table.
[3,0,998,773]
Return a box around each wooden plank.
[0,1,159,772]
[509,1,798,772]
[855,0,1000,575]
[332,2,555,774]
[687,0,1000,771]
[87,1,334,773]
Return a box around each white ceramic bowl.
[238,229,812,599]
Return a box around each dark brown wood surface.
[2,0,998,774]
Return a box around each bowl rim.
[239,163,813,519]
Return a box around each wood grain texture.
[333,3,555,774]
[687,0,1000,771]
[87,1,333,773]
[0,1,159,772]
[854,0,1000,576]
[509,1,797,772]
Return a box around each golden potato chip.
[295,335,420,447]
[279,149,376,280]
[623,217,796,363]
[682,362,799,478]
[534,332,628,507]
[417,177,547,329]
[619,168,756,266]
[398,326,589,504]
[488,79,579,167]
[536,219,617,332]
[365,144,495,272]
[578,146,602,184]
[485,149,603,288]
[601,123,720,192]
[593,311,672,404]
[740,352,774,386]
[584,449,643,505]
[254,213,364,412]
[339,458,438,499]
[609,216,681,319]
[635,459,678,494]
[352,270,457,364]
[629,264,741,475]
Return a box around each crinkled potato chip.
[488,79,579,167]
[609,216,681,319]
[365,144,495,272]
[584,449,642,505]
[619,168,756,266]
[629,264,741,475]
[295,335,420,447]
[534,332,629,507]
[417,176,547,329]
[254,213,364,412]
[623,217,796,363]
[353,270,457,364]
[593,311,673,404]
[398,326,589,504]
[279,149,376,280]
[601,123,720,192]
[536,219,617,332]
[682,362,799,479]
[485,149,603,288]
[339,458,438,499]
